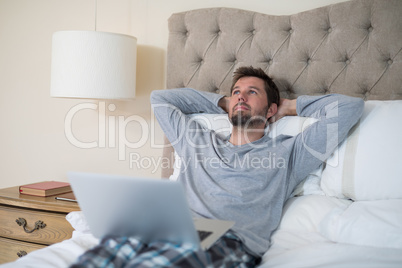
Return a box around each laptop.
[68,172,234,250]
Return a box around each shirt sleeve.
[285,94,364,187]
[150,88,226,154]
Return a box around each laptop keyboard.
[197,230,212,241]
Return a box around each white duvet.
[260,196,402,267]
[2,195,402,268]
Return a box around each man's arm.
[151,88,226,154]
[284,94,364,188]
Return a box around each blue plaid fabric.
[71,232,260,268]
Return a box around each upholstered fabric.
[162,0,402,178]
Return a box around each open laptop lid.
[68,172,201,248]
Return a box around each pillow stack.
[320,100,402,201]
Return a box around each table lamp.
[50,30,137,99]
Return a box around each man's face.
[229,76,272,128]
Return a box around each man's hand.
[269,98,297,124]
[218,96,230,113]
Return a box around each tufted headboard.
[162,0,402,178]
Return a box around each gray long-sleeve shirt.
[151,88,364,256]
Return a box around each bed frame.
[162,0,402,178]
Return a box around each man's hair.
[231,66,280,108]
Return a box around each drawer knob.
[15,218,46,233]
[17,250,28,258]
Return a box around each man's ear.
[266,103,278,119]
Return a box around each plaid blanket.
[70,232,260,268]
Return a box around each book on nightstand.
[19,181,72,197]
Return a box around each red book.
[19,181,72,197]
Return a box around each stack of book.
[19,181,72,197]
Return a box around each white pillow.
[320,100,402,201]
[319,199,402,249]
[170,114,323,197]
[278,195,351,233]
[268,116,318,138]
[66,211,92,235]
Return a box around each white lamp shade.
[51,31,137,99]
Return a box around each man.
[72,66,364,267]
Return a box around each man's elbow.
[352,97,365,119]
[150,89,167,105]
[343,96,364,125]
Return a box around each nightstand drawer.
[0,236,46,264]
[0,205,74,245]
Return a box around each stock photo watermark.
[64,101,156,161]
[63,101,340,172]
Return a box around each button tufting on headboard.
[167,0,402,101]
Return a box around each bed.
[2,0,402,267]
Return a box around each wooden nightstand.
[0,186,80,264]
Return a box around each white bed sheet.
[261,234,402,268]
[260,195,402,267]
[2,195,402,267]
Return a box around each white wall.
[0,0,348,189]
